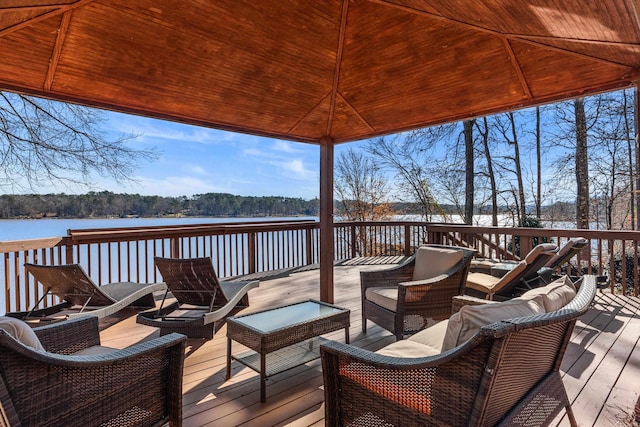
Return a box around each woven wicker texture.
[361,244,476,340]
[137,257,258,339]
[322,275,597,426]
[0,316,185,427]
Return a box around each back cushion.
[519,275,577,312]
[442,297,545,351]
[0,317,45,351]
[413,246,464,281]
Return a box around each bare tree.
[535,106,542,218]
[335,148,394,255]
[367,127,455,221]
[475,117,499,226]
[335,148,391,222]
[0,92,156,191]
[574,98,590,229]
[463,120,475,225]
[494,112,527,223]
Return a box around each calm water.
[0,216,318,241]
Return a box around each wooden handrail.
[1,220,639,314]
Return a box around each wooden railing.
[2,219,639,313]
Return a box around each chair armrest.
[33,316,101,354]
[360,261,415,290]
[0,332,186,427]
[451,295,496,313]
[398,274,449,288]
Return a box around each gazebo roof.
[1,1,638,144]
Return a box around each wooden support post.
[319,138,334,303]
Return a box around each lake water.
[0,216,318,241]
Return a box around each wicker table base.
[226,299,350,402]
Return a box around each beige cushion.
[0,317,45,351]
[407,319,449,353]
[465,261,527,293]
[365,286,398,312]
[442,296,545,351]
[519,275,576,312]
[412,246,463,281]
[524,243,558,263]
[376,339,441,358]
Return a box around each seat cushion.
[376,339,441,358]
[465,261,527,293]
[442,296,545,351]
[407,319,449,353]
[0,317,44,351]
[412,246,464,281]
[365,286,398,312]
[519,275,576,312]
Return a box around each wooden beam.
[44,11,72,91]
[502,37,533,99]
[319,137,334,303]
[0,0,93,38]
[326,0,349,136]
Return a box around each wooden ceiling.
[1,0,639,144]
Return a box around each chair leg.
[565,405,578,427]
[362,313,367,333]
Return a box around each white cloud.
[107,113,236,145]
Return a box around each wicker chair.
[0,316,186,427]
[321,275,597,427]
[8,263,167,322]
[137,257,259,339]
[360,244,476,340]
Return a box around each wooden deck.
[99,262,640,427]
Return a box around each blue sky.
[92,111,361,200]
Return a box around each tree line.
[336,88,638,230]
[0,192,320,219]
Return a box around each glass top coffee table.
[226,299,350,402]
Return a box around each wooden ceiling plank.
[0,5,67,13]
[375,0,640,55]
[336,92,376,133]
[44,11,71,91]
[507,34,640,49]
[326,0,350,136]
[0,0,92,38]
[372,0,501,37]
[502,38,533,99]
[288,93,332,134]
[511,36,638,69]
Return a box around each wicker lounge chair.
[465,243,558,299]
[8,263,166,322]
[136,257,259,339]
[0,316,185,427]
[321,275,597,427]
[360,244,476,340]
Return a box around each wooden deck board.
[98,264,640,427]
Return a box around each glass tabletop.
[231,300,344,333]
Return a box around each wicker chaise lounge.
[0,316,186,427]
[360,244,476,340]
[9,263,166,322]
[465,243,558,299]
[137,257,259,339]
[321,275,596,427]
[538,237,589,283]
